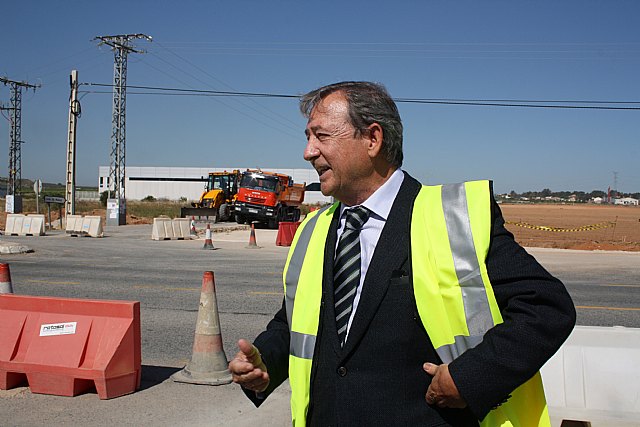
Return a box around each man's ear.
[366,123,384,158]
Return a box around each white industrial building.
[614,197,639,206]
[98,166,331,204]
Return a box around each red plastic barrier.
[276,221,301,246]
[0,294,141,399]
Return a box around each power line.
[79,83,640,110]
[153,40,302,130]
[143,43,300,136]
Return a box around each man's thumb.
[423,362,438,376]
[238,339,259,360]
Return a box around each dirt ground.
[500,203,640,252]
[2,204,639,252]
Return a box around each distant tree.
[142,195,157,202]
[509,190,518,198]
[541,188,552,197]
[100,191,109,207]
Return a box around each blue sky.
[2,0,639,193]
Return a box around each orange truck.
[234,169,305,228]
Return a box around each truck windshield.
[209,175,229,190]
[240,174,278,192]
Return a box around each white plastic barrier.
[65,215,104,237]
[151,218,192,240]
[541,325,640,427]
[151,218,168,240]
[172,218,191,238]
[4,214,45,236]
[81,216,104,237]
[66,215,83,234]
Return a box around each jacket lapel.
[341,173,422,357]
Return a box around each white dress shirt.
[335,168,404,340]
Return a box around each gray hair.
[300,81,403,167]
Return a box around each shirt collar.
[339,168,404,221]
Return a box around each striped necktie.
[334,206,370,347]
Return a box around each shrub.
[100,191,109,207]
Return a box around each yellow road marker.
[26,279,81,285]
[576,305,640,311]
[599,284,640,288]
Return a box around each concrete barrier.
[151,218,192,240]
[541,325,640,427]
[4,214,45,236]
[66,215,103,238]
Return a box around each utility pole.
[94,33,152,225]
[65,70,80,219]
[0,77,40,213]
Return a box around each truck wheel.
[269,207,283,229]
[268,217,278,229]
[219,203,230,221]
[235,213,245,224]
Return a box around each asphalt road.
[0,224,638,426]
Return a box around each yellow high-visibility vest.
[283,181,549,427]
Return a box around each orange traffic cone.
[171,271,232,385]
[0,263,13,294]
[190,216,197,236]
[246,222,260,249]
[202,223,215,250]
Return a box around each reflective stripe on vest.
[412,181,499,363]
[412,181,549,427]
[283,181,549,427]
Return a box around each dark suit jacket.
[248,172,576,426]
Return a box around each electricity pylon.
[0,77,40,197]
[94,34,152,225]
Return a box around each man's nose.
[304,138,319,161]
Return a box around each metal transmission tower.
[94,34,151,225]
[0,77,40,205]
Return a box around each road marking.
[599,284,640,288]
[576,305,640,312]
[133,285,198,291]
[26,279,81,285]
[249,291,282,296]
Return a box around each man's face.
[304,92,372,205]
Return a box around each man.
[230,81,576,426]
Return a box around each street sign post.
[43,196,65,229]
[34,179,42,214]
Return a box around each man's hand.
[423,362,467,408]
[229,339,270,393]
